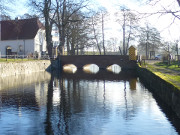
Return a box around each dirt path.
[145,63,180,88]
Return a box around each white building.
[52,27,60,47]
[0,18,46,57]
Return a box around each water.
[0,68,179,135]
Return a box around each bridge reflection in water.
[0,68,180,134]
[49,68,180,135]
[61,64,137,91]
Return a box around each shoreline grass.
[0,58,39,62]
[142,62,180,89]
[155,61,180,71]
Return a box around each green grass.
[152,71,180,89]
[155,61,180,71]
[143,63,180,89]
[0,58,38,62]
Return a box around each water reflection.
[47,71,179,135]
[0,71,51,90]
[0,70,180,135]
[0,72,51,135]
[129,78,137,90]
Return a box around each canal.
[0,66,180,135]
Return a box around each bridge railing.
[61,51,121,55]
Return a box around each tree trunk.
[126,25,132,55]
[67,37,70,55]
[92,17,101,55]
[177,0,180,7]
[60,25,66,55]
[59,0,66,55]
[70,40,75,55]
[119,46,122,55]
[43,0,53,58]
[123,13,126,55]
[146,29,149,59]
[126,32,131,55]
[76,46,79,55]
[102,14,106,55]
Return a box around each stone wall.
[137,67,180,118]
[0,60,51,77]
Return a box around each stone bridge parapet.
[58,55,137,70]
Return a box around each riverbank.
[141,62,180,89]
[137,62,180,118]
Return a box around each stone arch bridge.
[58,55,137,70]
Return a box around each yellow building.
[129,46,137,60]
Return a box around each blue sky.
[9,0,29,17]
[6,0,180,41]
[8,0,145,17]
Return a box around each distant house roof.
[0,18,45,41]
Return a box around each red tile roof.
[0,18,45,40]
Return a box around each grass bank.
[140,61,180,89]
[155,61,180,71]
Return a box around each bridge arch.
[107,64,121,74]
[83,64,99,74]
[63,64,77,73]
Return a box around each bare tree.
[162,40,178,56]
[30,0,56,57]
[87,9,109,55]
[106,38,118,53]
[53,0,89,55]
[138,24,162,59]
[143,0,180,21]
[0,14,11,20]
[115,7,139,55]
[90,14,102,55]
[0,0,15,19]
[43,0,55,57]
[99,8,108,55]
[175,40,179,56]
[65,12,90,55]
